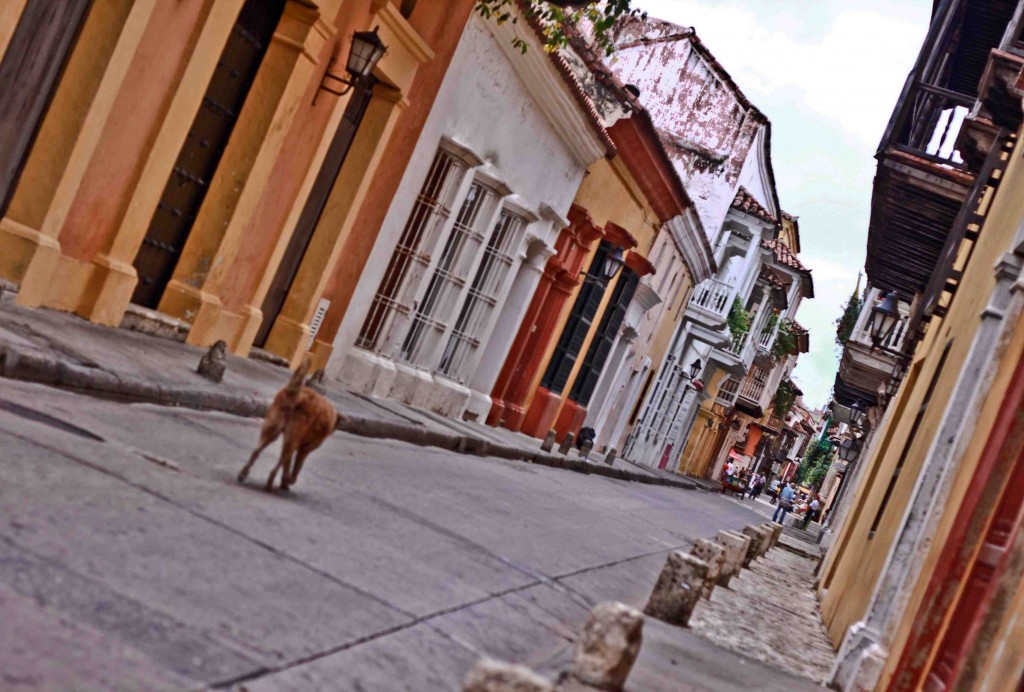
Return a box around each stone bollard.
[579,439,594,460]
[604,448,617,466]
[558,432,576,455]
[197,340,227,383]
[541,429,557,453]
[463,658,554,692]
[762,522,782,550]
[714,531,751,587]
[690,538,727,599]
[570,602,644,691]
[740,526,766,566]
[644,551,708,627]
[754,526,773,557]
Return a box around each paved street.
[0,379,770,690]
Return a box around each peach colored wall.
[58,0,210,260]
[219,0,370,313]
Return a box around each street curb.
[0,343,696,491]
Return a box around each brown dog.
[237,356,343,492]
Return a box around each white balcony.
[716,376,740,407]
[689,278,733,320]
[738,366,769,404]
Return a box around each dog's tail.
[286,355,312,395]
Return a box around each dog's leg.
[238,422,281,483]
[238,438,272,483]
[265,443,294,492]
[287,448,313,486]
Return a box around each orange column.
[489,206,599,432]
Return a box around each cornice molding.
[481,13,608,166]
[666,210,715,283]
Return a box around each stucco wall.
[330,14,587,391]
[820,134,1024,651]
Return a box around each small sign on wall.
[308,298,331,348]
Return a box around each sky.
[633,0,931,407]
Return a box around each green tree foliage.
[835,288,863,347]
[773,378,799,418]
[728,298,752,348]
[771,319,798,364]
[795,438,832,489]
[475,0,641,55]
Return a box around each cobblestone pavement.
[688,543,834,684]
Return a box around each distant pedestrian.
[802,495,822,529]
[750,474,766,500]
[724,459,735,482]
[772,482,796,524]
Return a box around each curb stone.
[0,343,697,491]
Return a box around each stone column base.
[330,346,398,398]
[831,621,888,691]
[1,217,61,307]
[76,254,138,326]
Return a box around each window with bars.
[437,208,527,381]
[540,241,613,394]
[399,181,500,366]
[356,148,468,352]
[569,267,640,406]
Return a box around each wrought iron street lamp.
[869,291,901,349]
[318,27,387,99]
[688,358,702,380]
[849,399,868,430]
[838,437,862,463]
[599,246,625,283]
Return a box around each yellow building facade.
[822,14,1024,688]
[0,0,472,366]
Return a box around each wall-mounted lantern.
[317,27,387,101]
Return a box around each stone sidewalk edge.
[0,344,696,492]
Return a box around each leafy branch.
[475,0,642,55]
[728,298,752,349]
[835,288,863,348]
[773,378,799,418]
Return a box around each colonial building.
[322,6,615,419]
[585,17,813,477]
[503,29,711,441]
[820,1,1024,689]
[0,0,475,366]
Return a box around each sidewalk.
[0,299,694,491]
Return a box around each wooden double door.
[131,0,285,308]
[0,0,94,218]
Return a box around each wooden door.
[131,0,284,308]
[0,0,94,217]
[254,78,376,347]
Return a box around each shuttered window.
[540,242,613,394]
[569,268,640,405]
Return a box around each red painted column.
[889,350,1024,691]
[488,205,599,433]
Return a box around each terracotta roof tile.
[762,238,810,273]
[515,1,616,156]
[731,186,778,225]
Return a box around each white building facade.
[325,12,610,418]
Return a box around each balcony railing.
[739,366,769,403]
[716,376,740,407]
[889,83,973,168]
[689,278,733,319]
